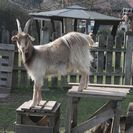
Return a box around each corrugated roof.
[30,5,121,21]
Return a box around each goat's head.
[11,19,35,54]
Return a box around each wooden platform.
[68,85,129,100]
[15,100,60,133]
[17,100,58,113]
[66,84,130,133]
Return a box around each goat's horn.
[24,19,31,33]
[16,19,22,33]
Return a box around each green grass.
[0,87,132,132]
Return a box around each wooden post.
[111,101,122,133]
[65,96,73,133]
[97,34,106,84]
[35,20,40,44]
[125,31,133,85]
[74,19,77,32]
[114,35,123,84]
[106,35,113,84]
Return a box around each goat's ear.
[11,35,18,42]
[28,35,35,42]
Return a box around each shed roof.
[30,5,121,22]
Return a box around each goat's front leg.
[30,84,38,107]
[37,87,42,105]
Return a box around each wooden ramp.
[66,84,130,133]
[0,43,15,99]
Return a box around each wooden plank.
[51,76,58,88]
[20,100,32,111]
[0,66,12,72]
[90,47,126,52]
[65,96,73,133]
[0,93,9,98]
[12,50,19,89]
[97,34,105,84]
[84,89,125,96]
[71,85,129,93]
[43,101,57,111]
[72,109,114,133]
[15,124,53,133]
[90,50,95,83]
[105,35,113,84]
[39,100,47,106]
[69,82,133,89]
[31,101,47,112]
[0,50,13,57]
[0,43,15,51]
[86,86,129,93]
[0,80,7,86]
[0,72,8,78]
[72,98,79,128]
[0,87,10,93]
[70,75,77,83]
[111,101,122,133]
[61,75,68,88]
[114,35,123,84]
[31,101,47,111]
[43,78,48,90]
[68,86,127,100]
[0,58,9,65]
[125,32,133,85]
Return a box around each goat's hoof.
[30,101,37,108]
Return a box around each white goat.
[12,19,94,107]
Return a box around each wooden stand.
[66,84,130,133]
[15,100,60,133]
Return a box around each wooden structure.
[15,100,60,133]
[66,84,130,133]
[0,43,15,98]
[30,5,121,43]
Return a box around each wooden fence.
[0,43,15,94]
[11,32,133,89]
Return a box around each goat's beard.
[22,46,35,65]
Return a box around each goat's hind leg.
[78,73,85,91]
[78,72,87,91]
[84,73,89,89]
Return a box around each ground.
[0,87,132,133]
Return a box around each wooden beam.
[72,109,114,133]
[69,82,132,89]
[65,96,73,133]
[74,19,77,31]
[35,20,40,44]
[125,32,133,85]
[111,101,121,133]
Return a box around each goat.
[11,19,94,107]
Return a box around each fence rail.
[11,32,133,89]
